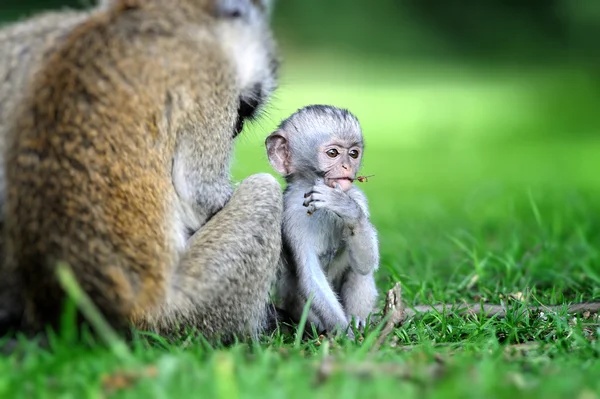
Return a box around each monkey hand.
[353,317,368,331]
[303,179,362,223]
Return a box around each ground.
[1,57,599,398]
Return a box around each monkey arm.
[303,183,380,276]
[163,173,283,342]
[299,254,349,331]
[341,189,380,275]
[286,232,349,331]
[340,270,378,328]
[343,215,380,276]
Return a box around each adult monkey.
[0,0,283,344]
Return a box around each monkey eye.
[326,149,339,158]
[349,149,360,159]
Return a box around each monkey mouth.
[326,177,354,191]
[234,115,246,137]
[330,177,353,182]
[233,84,264,138]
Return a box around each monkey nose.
[342,164,348,170]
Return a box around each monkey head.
[102,0,278,137]
[105,0,279,138]
[266,105,364,192]
[212,0,279,136]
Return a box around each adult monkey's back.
[0,5,98,337]
[1,0,283,343]
[0,3,110,182]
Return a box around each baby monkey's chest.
[319,242,344,267]
[309,212,346,267]
[317,229,349,284]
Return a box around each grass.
[2,56,600,398]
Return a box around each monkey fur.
[0,9,94,210]
[266,105,380,336]
[1,0,283,343]
[0,7,98,335]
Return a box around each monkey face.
[234,81,272,137]
[265,105,365,182]
[318,140,363,192]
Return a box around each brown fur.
[2,0,282,343]
[0,9,92,192]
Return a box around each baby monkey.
[266,105,380,335]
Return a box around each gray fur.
[267,105,379,335]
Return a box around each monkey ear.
[265,130,292,176]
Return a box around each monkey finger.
[304,187,324,201]
[354,318,366,330]
[304,190,317,198]
[302,193,326,206]
[309,192,327,203]
[303,196,325,208]
[302,195,313,207]
[310,185,327,195]
[306,201,325,215]
[306,203,317,215]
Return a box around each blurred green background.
[2,4,600,396]
[1,1,599,301]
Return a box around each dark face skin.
[317,138,363,192]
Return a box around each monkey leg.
[275,264,323,332]
[341,271,378,329]
[164,173,283,342]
